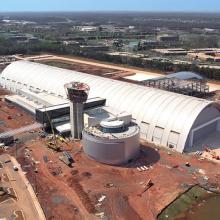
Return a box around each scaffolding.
[143,77,209,97]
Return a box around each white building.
[83,113,140,165]
[0,61,220,153]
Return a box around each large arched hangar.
[0,61,220,153]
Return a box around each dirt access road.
[0,154,46,220]
[15,54,220,92]
[15,54,163,76]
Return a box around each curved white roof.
[0,61,218,152]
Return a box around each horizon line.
[0,10,220,13]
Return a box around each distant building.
[140,40,159,49]
[152,48,188,56]
[99,25,115,32]
[80,45,109,52]
[124,41,140,52]
[8,35,27,42]
[74,26,98,32]
[28,37,40,43]
[191,48,220,53]
[99,25,128,33]
[164,71,204,80]
[157,34,180,42]
[188,52,220,62]
[63,40,80,46]
[128,26,135,30]
[203,28,219,34]
[112,39,123,48]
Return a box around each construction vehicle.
[44,105,58,146]
[59,151,74,167]
[138,179,153,197]
[57,135,67,143]
[46,141,61,152]
[63,151,74,163]
[13,165,19,171]
[59,156,72,167]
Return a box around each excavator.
[137,179,154,197]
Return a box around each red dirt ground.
[12,137,220,220]
[0,95,34,132]
[1,88,220,220]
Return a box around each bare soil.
[1,88,220,220]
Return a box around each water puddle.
[176,195,220,220]
[157,185,220,220]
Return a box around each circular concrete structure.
[82,123,140,165]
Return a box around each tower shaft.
[70,102,84,139]
[65,82,90,140]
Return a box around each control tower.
[65,82,90,139]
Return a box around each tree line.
[0,37,219,80]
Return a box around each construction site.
[15,54,220,100]
[143,77,209,97]
[0,55,220,220]
[39,60,134,79]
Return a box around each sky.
[0,0,220,12]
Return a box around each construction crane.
[43,105,59,151]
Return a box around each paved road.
[0,154,46,220]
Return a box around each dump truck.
[59,156,72,167]
[63,151,74,163]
